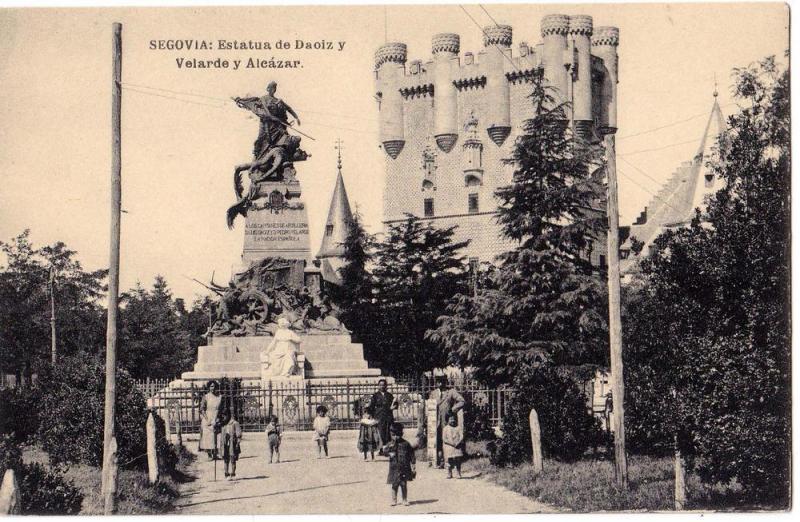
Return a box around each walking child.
[221,410,243,481]
[384,422,416,507]
[442,413,464,479]
[265,414,281,463]
[357,406,381,460]
[312,405,331,458]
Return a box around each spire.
[316,140,355,260]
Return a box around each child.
[384,422,416,507]
[221,410,243,481]
[312,405,331,458]
[357,406,381,460]
[442,413,464,479]
[265,415,281,464]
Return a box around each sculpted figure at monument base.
[260,317,303,379]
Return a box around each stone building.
[374,14,620,265]
[316,149,356,285]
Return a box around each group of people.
[197,377,467,504]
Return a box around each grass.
[23,443,196,514]
[461,441,755,512]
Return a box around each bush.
[0,433,23,476]
[35,354,148,469]
[463,395,496,442]
[17,462,83,515]
[0,386,42,444]
[491,365,601,466]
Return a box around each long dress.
[442,425,464,461]
[357,417,381,453]
[199,392,222,451]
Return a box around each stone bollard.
[0,469,21,515]
[425,398,437,464]
[146,411,159,484]
[674,446,687,510]
[529,408,543,474]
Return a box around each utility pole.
[101,21,122,515]
[48,265,56,364]
[604,131,628,489]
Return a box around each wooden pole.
[49,267,56,365]
[674,439,687,510]
[604,132,628,489]
[101,21,122,515]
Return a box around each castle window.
[424,198,434,217]
[599,254,607,267]
[325,224,334,236]
[468,193,479,214]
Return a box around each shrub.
[491,365,601,466]
[17,462,83,515]
[0,386,42,444]
[462,394,496,442]
[0,433,23,476]
[35,354,148,469]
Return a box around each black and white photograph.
[0,1,792,515]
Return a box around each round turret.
[540,14,570,37]
[483,24,512,47]
[591,26,619,47]
[568,15,593,36]
[432,33,460,55]
[374,42,408,69]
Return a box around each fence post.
[674,442,687,510]
[529,408,543,474]
[0,469,21,515]
[146,411,159,484]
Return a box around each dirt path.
[176,432,557,514]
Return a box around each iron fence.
[137,378,512,434]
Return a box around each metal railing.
[138,378,512,434]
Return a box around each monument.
[180,81,382,385]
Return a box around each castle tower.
[316,144,355,284]
[432,33,460,153]
[376,15,619,263]
[483,25,513,146]
[375,43,408,159]
[620,92,726,272]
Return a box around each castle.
[375,14,619,264]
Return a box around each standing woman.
[199,380,222,460]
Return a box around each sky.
[0,2,789,301]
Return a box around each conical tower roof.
[316,149,355,259]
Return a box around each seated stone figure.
[261,317,303,378]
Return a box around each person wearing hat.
[234,81,301,161]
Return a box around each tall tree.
[0,231,106,382]
[327,211,378,358]
[118,276,195,379]
[624,56,790,506]
[371,215,469,375]
[429,75,608,385]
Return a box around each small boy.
[384,422,416,507]
[265,415,281,463]
[221,410,243,481]
[442,413,464,479]
[312,405,331,458]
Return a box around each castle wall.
[377,16,619,263]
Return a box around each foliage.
[462,396,496,442]
[0,386,42,444]
[430,74,608,385]
[0,231,106,381]
[35,354,149,469]
[0,433,23,476]
[491,365,601,466]
[17,462,84,515]
[623,56,790,506]
[119,276,197,379]
[327,210,379,358]
[370,215,470,374]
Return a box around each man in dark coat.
[432,379,465,468]
[371,379,397,447]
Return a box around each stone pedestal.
[181,333,383,385]
[242,180,310,264]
